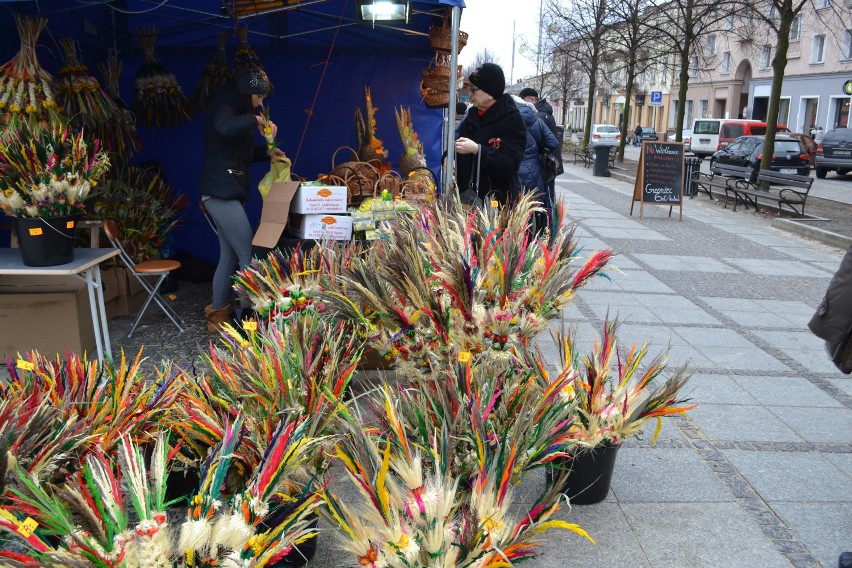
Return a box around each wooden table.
[0,248,119,362]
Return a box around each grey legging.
[203,196,252,309]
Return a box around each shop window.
[721,52,731,75]
[811,34,825,64]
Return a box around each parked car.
[816,128,852,179]
[589,124,621,146]
[634,126,658,143]
[709,135,811,182]
[667,128,692,151]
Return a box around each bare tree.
[462,48,502,85]
[747,0,823,177]
[646,0,741,141]
[549,0,613,148]
[543,42,585,126]
[605,0,662,161]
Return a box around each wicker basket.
[429,24,468,54]
[399,167,437,203]
[421,63,451,91]
[420,81,449,109]
[328,146,381,207]
[375,170,403,199]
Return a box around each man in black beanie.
[455,62,526,205]
[520,87,563,203]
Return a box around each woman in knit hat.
[455,62,526,206]
[199,66,286,332]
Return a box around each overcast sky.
[458,0,541,85]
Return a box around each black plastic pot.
[546,444,621,505]
[13,216,78,267]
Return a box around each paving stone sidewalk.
[107,162,852,568]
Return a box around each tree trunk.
[583,74,596,149]
[760,9,792,175]
[674,47,692,143]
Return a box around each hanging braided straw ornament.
[234,25,263,69]
[395,106,427,176]
[57,37,117,132]
[191,31,232,113]
[0,14,61,126]
[132,27,190,128]
[98,55,142,161]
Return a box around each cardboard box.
[253,181,301,248]
[288,214,353,241]
[0,277,96,358]
[112,267,150,318]
[290,184,348,214]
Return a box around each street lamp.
[510,22,526,86]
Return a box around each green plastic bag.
[258,156,292,199]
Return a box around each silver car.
[589,124,621,146]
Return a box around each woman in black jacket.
[201,66,285,332]
[455,63,526,206]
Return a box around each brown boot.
[204,304,214,317]
[206,305,233,333]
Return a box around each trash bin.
[683,156,702,198]
[593,145,611,177]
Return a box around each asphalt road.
[617,142,852,205]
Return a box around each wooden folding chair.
[103,220,185,338]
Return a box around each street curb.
[606,170,852,250]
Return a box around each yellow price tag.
[16,359,34,371]
[18,517,38,538]
[490,200,499,208]
[243,320,258,332]
[28,228,43,236]
[66,221,75,229]
[458,351,472,363]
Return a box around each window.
[817,0,831,8]
[844,29,852,59]
[700,100,709,118]
[726,14,734,30]
[707,34,717,55]
[721,51,731,74]
[790,14,802,41]
[688,56,698,77]
[760,45,772,69]
[811,34,826,64]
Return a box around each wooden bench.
[724,170,814,216]
[691,163,751,201]
[573,148,592,166]
[572,146,617,169]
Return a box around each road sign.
[636,95,645,106]
[650,91,663,106]
[844,80,852,96]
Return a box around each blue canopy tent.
[0,0,464,261]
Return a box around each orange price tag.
[243,320,258,332]
[458,351,472,363]
[18,517,38,538]
[16,359,34,371]
[28,228,43,236]
[66,221,75,229]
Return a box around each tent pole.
[442,5,461,198]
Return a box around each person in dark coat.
[514,96,559,207]
[456,63,526,206]
[808,245,852,374]
[200,66,285,332]
[520,87,563,204]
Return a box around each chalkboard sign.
[630,141,684,221]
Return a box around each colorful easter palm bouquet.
[0,119,110,218]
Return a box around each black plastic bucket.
[546,444,621,505]
[13,216,77,267]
